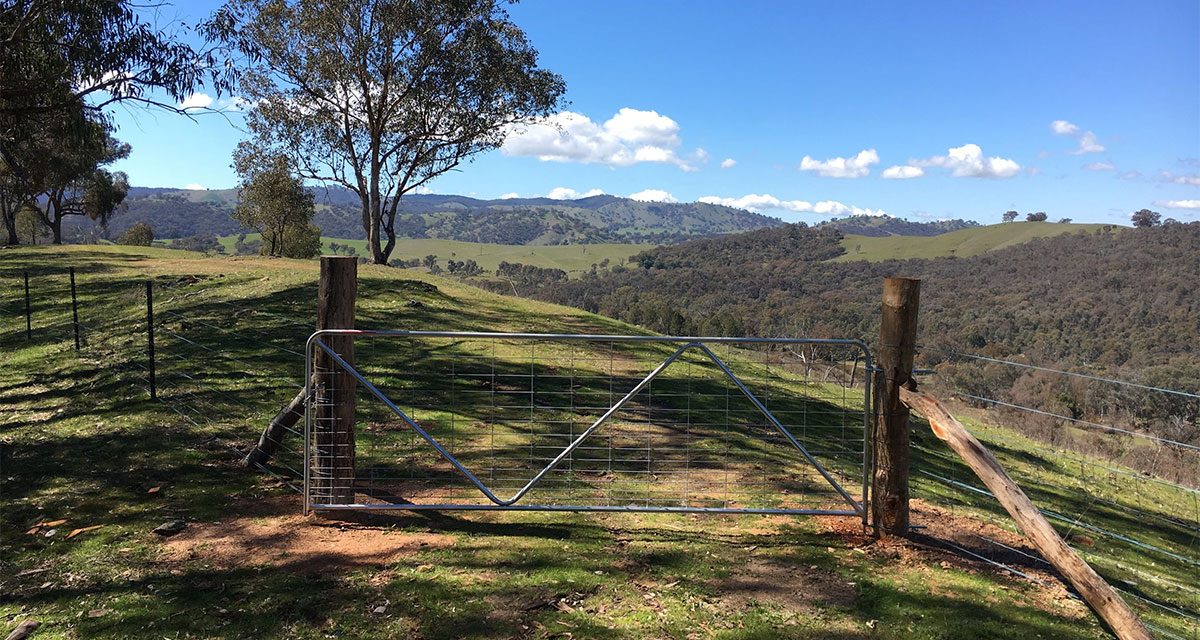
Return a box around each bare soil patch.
[162,496,453,572]
[711,557,857,612]
[817,500,1088,619]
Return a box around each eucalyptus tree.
[0,0,234,186]
[207,0,566,264]
[234,154,321,258]
[24,114,131,244]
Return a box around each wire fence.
[1,268,313,492]
[914,348,1200,640]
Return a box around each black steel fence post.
[69,267,80,351]
[23,270,31,340]
[146,279,156,400]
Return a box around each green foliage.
[209,0,567,263]
[117,221,153,246]
[1130,208,1161,228]
[1003,210,1018,222]
[818,214,979,238]
[0,0,233,191]
[516,222,1200,375]
[168,234,225,254]
[234,155,318,258]
[1025,211,1048,222]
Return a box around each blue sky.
[108,0,1200,224]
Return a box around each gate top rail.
[306,328,872,354]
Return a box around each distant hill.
[818,214,979,237]
[836,221,1114,261]
[74,187,783,245]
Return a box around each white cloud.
[1050,120,1080,136]
[1075,131,1105,154]
[799,149,879,178]
[1154,199,1200,209]
[544,187,605,200]
[881,165,924,180]
[914,143,1020,178]
[502,108,701,171]
[1051,119,1104,154]
[178,93,214,110]
[1084,161,1116,172]
[629,189,677,203]
[1161,172,1200,186]
[499,192,520,199]
[183,183,205,190]
[698,193,885,217]
[720,158,737,169]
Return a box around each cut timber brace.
[899,387,1151,640]
[243,385,307,469]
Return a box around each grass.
[834,222,1113,262]
[210,234,646,274]
[0,244,1177,639]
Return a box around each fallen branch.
[899,387,1151,640]
[5,620,38,640]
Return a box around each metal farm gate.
[303,330,873,523]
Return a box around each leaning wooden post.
[872,277,919,537]
[313,256,358,505]
[900,388,1152,640]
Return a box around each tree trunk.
[1,203,17,246]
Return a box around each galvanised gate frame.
[303,330,873,523]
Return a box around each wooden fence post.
[872,276,920,537]
[313,256,358,505]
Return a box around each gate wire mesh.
[305,330,871,520]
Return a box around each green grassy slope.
[836,222,1113,262]
[0,245,1143,639]
[213,234,643,273]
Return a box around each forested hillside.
[65,188,783,245]
[506,222,1200,373]
[818,214,980,237]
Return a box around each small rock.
[372,605,387,614]
[153,520,188,536]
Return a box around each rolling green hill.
[835,222,1114,261]
[3,244,1159,638]
[215,234,643,273]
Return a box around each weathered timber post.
[313,256,357,505]
[872,276,919,537]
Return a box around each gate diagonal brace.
[307,336,863,515]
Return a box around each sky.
[107,0,1200,225]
